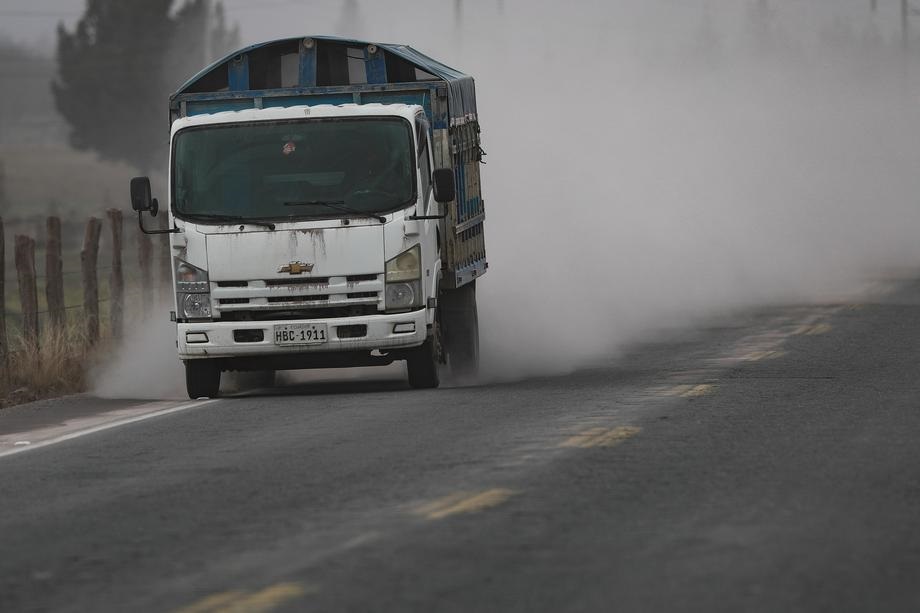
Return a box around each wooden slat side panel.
[442,120,487,288]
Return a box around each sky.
[0,0,913,53]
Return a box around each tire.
[185,359,221,399]
[441,281,480,380]
[407,328,441,389]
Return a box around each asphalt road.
[2,277,920,612]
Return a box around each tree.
[0,37,60,146]
[0,160,7,211]
[168,0,240,86]
[746,0,774,53]
[691,2,722,69]
[52,0,239,172]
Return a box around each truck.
[129,36,487,399]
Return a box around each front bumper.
[178,309,428,360]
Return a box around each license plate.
[273,323,328,346]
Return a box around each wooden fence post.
[45,216,65,330]
[15,235,38,348]
[0,217,7,368]
[138,224,152,316]
[107,209,124,338]
[81,217,103,345]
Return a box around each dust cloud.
[93,1,920,392]
[277,0,920,379]
[447,1,920,378]
[92,307,185,399]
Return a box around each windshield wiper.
[284,200,386,224]
[183,213,276,231]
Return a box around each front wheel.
[406,326,441,389]
[185,359,221,399]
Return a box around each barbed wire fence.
[0,211,172,362]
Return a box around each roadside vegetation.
[0,321,91,409]
[0,215,172,409]
[0,3,240,409]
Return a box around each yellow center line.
[415,488,517,520]
[679,384,715,398]
[794,322,832,336]
[175,592,246,613]
[560,426,641,449]
[660,385,691,397]
[740,349,785,361]
[174,582,312,613]
[655,384,716,398]
[807,322,832,335]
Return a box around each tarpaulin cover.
[172,36,477,124]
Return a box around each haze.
[6,1,916,389]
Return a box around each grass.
[1,277,172,409]
[0,319,95,409]
[1,235,172,409]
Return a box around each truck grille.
[266,295,330,303]
[211,274,383,321]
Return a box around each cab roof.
[170,103,422,136]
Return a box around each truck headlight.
[181,293,212,318]
[175,258,212,320]
[385,281,421,310]
[385,245,422,311]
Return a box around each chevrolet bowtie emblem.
[278,261,313,275]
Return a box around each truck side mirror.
[130,176,158,216]
[432,169,455,204]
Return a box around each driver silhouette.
[347,141,400,196]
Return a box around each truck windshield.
[172,117,415,221]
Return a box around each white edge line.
[0,399,219,459]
